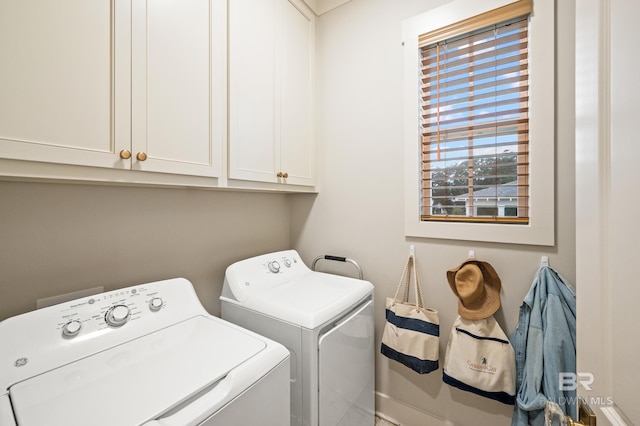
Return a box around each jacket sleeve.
[511,273,548,426]
[516,307,548,414]
[541,270,577,420]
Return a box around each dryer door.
[318,299,374,426]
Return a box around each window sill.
[404,218,554,246]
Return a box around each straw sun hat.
[446,259,502,320]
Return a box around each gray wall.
[0,181,291,321]
[291,0,576,424]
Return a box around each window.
[421,15,529,224]
[403,0,554,245]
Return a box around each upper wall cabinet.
[0,0,124,169]
[228,0,316,187]
[0,0,224,178]
[131,0,225,177]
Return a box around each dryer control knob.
[268,261,281,273]
[105,305,131,327]
[149,297,163,312]
[62,320,82,337]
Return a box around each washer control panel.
[53,284,168,340]
[0,278,208,392]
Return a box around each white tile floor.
[375,416,398,426]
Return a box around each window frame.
[402,0,554,246]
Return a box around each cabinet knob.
[277,172,283,178]
[119,149,132,159]
[136,152,148,161]
[282,172,288,179]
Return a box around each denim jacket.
[510,266,576,426]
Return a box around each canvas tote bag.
[442,315,516,405]
[380,255,439,374]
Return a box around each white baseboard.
[375,392,455,426]
[600,406,630,426]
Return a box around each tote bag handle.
[391,255,425,310]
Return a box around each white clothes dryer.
[220,250,375,426]
[0,278,290,426]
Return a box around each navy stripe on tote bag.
[381,255,439,374]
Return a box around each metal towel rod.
[311,255,364,280]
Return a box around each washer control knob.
[105,305,131,327]
[284,258,292,268]
[149,297,163,312]
[268,261,281,273]
[62,320,82,337]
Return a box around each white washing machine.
[0,278,290,426]
[220,250,375,426]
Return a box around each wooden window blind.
[420,3,531,224]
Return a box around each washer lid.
[238,272,373,329]
[8,316,266,426]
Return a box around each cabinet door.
[280,0,316,186]
[0,0,131,169]
[131,0,224,178]
[228,0,279,183]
